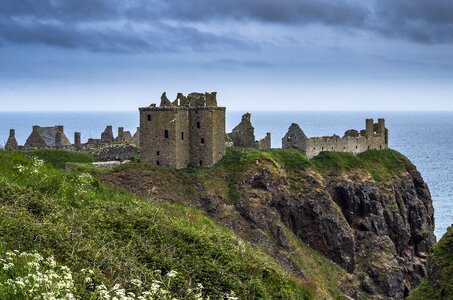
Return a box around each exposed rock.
[409,225,453,299]
[93,144,139,162]
[92,160,131,169]
[100,155,435,299]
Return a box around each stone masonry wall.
[303,119,388,158]
[139,92,226,169]
[257,133,271,150]
[140,107,189,168]
[229,113,255,148]
[282,123,307,152]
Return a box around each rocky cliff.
[101,148,436,299]
[409,225,453,299]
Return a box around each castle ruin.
[2,93,389,166]
[139,92,226,169]
[24,126,71,148]
[228,113,271,150]
[283,118,388,158]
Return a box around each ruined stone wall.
[257,133,271,150]
[25,126,46,148]
[140,107,190,168]
[101,126,114,143]
[189,108,214,167]
[282,123,307,152]
[175,109,190,168]
[229,113,255,148]
[5,129,19,150]
[303,119,388,158]
[304,135,387,158]
[140,92,226,169]
[188,107,226,167]
[212,108,226,164]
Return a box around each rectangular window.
[147,115,152,121]
[197,122,200,129]
[164,130,169,139]
[156,151,160,156]
[201,138,205,144]
[181,132,184,140]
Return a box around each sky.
[0,0,453,111]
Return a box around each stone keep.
[139,92,226,169]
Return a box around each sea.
[0,111,451,240]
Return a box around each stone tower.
[139,92,226,169]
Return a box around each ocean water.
[0,111,451,239]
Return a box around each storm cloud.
[0,0,452,53]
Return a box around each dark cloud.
[159,0,369,26]
[0,0,452,54]
[371,0,453,43]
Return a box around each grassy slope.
[0,148,416,299]
[408,226,453,300]
[100,147,415,299]
[0,150,313,299]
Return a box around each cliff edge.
[101,148,436,299]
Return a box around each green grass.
[408,226,453,300]
[0,150,313,299]
[312,149,415,180]
[24,149,96,169]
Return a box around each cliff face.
[409,225,453,299]
[101,149,436,299]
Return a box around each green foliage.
[0,151,313,299]
[312,149,415,180]
[263,149,311,170]
[311,151,362,174]
[25,149,96,169]
[409,226,453,300]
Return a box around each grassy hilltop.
[0,148,422,299]
[0,150,314,299]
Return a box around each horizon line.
[1,109,453,113]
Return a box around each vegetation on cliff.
[0,151,313,299]
[0,148,433,299]
[409,225,453,300]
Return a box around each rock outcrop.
[100,149,435,299]
[408,225,453,299]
